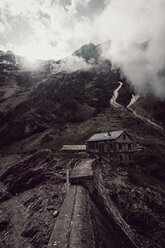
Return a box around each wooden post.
[66,169,69,192]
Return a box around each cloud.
[53,55,92,73]
[0,0,107,60]
[0,0,75,59]
[0,0,165,97]
[97,0,165,97]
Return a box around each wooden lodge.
[86,130,134,165]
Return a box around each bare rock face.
[73,42,100,62]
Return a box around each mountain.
[73,41,111,63]
[0,45,165,248]
[73,42,100,62]
[0,47,164,152]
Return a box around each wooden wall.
[87,132,134,165]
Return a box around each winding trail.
[127,94,162,130]
[127,95,140,108]
[110,82,123,108]
[110,83,162,130]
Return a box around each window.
[123,134,126,140]
[96,144,98,149]
[128,144,131,150]
[89,143,94,149]
[102,144,104,152]
[119,143,122,150]
[129,155,131,161]
[120,155,122,161]
[109,143,112,149]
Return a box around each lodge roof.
[87,130,124,142]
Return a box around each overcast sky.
[0,0,109,60]
[0,0,165,97]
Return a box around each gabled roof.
[87,130,124,142]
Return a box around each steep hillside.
[0,46,165,248]
[0,47,165,153]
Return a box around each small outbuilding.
[86,130,134,165]
[61,145,86,153]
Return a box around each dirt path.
[110,82,123,108]
[110,82,162,130]
[127,94,162,130]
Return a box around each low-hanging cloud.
[97,0,165,98]
[0,0,165,97]
[53,55,92,73]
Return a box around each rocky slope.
[102,160,165,248]
[0,150,81,248]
